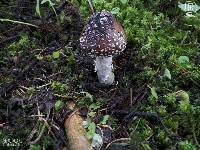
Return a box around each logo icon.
[178,1,200,17]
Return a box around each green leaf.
[178,140,197,150]
[151,87,158,100]
[157,106,167,115]
[178,56,189,63]
[51,81,68,94]
[80,92,93,102]
[120,0,128,4]
[29,145,41,150]
[88,111,96,118]
[36,54,43,60]
[89,103,100,110]
[179,100,191,112]
[54,100,64,112]
[164,68,171,80]
[101,115,109,125]
[67,54,75,65]
[87,122,96,139]
[36,0,41,17]
[111,7,120,14]
[27,86,36,96]
[52,51,60,59]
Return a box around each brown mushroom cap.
[79,10,126,56]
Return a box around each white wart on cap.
[79,10,126,56]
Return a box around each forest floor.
[0,0,200,150]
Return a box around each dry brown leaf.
[64,101,93,150]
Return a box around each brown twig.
[130,88,133,107]
[192,124,200,148]
[105,138,131,149]
[27,102,51,145]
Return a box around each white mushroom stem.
[94,56,114,85]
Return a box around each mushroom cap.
[79,10,126,56]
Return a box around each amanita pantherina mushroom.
[79,10,126,85]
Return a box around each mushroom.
[79,10,126,85]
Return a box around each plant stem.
[0,19,39,28]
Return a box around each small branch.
[192,124,200,148]
[26,126,38,143]
[130,88,133,107]
[87,0,95,14]
[105,138,131,149]
[54,93,69,98]
[0,35,20,46]
[28,124,46,145]
[37,83,52,89]
[27,102,51,145]
[0,19,39,28]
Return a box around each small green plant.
[7,34,30,56]
[149,87,158,104]
[76,92,108,141]
[129,119,153,149]
[54,100,64,112]
[27,86,36,96]
[51,81,69,94]
[100,115,109,125]
[164,68,172,80]
[86,122,96,139]
[156,129,171,146]
[29,145,41,150]
[52,51,60,59]
[178,140,197,150]
[67,54,76,65]
[77,91,94,106]
[157,105,167,116]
